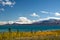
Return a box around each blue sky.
[0,0,60,21]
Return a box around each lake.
[0,25,60,32]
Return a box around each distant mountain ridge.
[32,19,60,25]
[1,19,60,25]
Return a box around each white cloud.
[46,17,60,19]
[40,11,49,14]
[39,17,60,21]
[16,17,32,24]
[0,21,7,25]
[0,21,14,25]
[8,21,14,24]
[55,12,60,16]
[15,16,42,24]
[31,13,40,17]
[2,1,15,7]
[0,0,16,12]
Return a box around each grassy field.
[0,29,60,40]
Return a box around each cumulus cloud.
[2,0,15,7]
[16,17,42,24]
[40,11,49,14]
[31,13,40,17]
[8,21,14,24]
[55,12,60,16]
[2,1,15,6]
[0,0,15,6]
[16,17,32,24]
[0,0,16,11]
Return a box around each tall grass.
[0,28,60,40]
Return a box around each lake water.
[0,25,60,32]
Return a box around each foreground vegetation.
[0,28,60,40]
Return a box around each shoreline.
[0,29,60,32]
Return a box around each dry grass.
[0,30,60,40]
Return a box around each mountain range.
[32,19,60,25]
[1,19,60,26]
